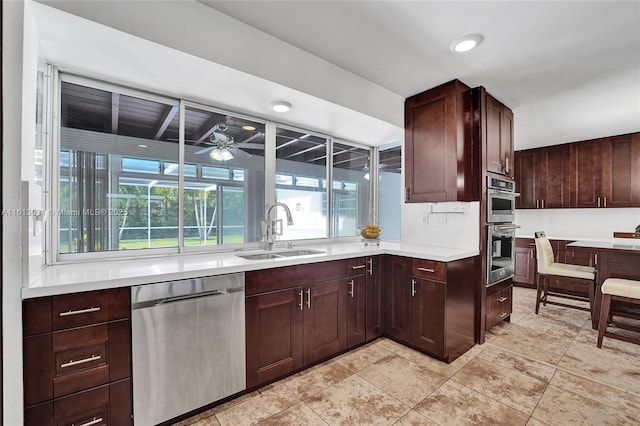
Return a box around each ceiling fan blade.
[229,147,252,159]
[194,146,215,155]
[236,142,264,150]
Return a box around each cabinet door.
[384,256,412,343]
[302,279,347,365]
[410,278,445,357]
[601,133,640,207]
[571,140,602,208]
[513,246,535,286]
[540,145,570,208]
[365,256,384,341]
[514,150,539,209]
[501,106,514,178]
[245,288,303,388]
[485,94,503,175]
[346,275,366,348]
[405,81,466,202]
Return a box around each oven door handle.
[488,188,521,197]
[491,224,521,231]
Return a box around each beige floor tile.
[575,320,640,357]
[392,409,439,426]
[282,360,353,400]
[532,384,638,425]
[526,418,550,426]
[414,381,530,426]
[334,341,392,372]
[451,357,547,414]
[210,391,260,415]
[372,337,407,353]
[477,345,556,383]
[258,402,327,426]
[394,343,486,378]
[305,375,410,425]
[549,370,640,418]
[357,354,447,406]
[488,322,573,365]
[215,383,300,426]
[558,340,640,394]
[187,415,221,426]
[515,311,584,339]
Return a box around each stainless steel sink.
[236,253,284,260]
[276,249,325,257]
[237,249,324,260]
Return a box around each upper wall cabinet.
[477,88,514,178]
[404,80,479,203]
[515,132,640,209]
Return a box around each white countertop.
[567,240,640,251]
[23,241,478,299]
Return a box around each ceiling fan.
[190,123,264,161]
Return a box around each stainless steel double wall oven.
[486,177,520,286]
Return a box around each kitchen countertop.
[23,241,479,299]
[567,240,640,251]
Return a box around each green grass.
[59,235,246,252]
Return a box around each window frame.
[47,69,377,264]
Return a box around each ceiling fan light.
[210,148,224,161]
[221,148,234,161]
[270,101,292,113]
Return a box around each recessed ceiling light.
[137,144,147,148]
[450,34,483,53]
[242,125,256,131]
[270,101,292,113]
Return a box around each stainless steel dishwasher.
[131,273,246,426]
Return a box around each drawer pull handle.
[59,307,101,317]
[499,312,509,319]
[306,288,311,309]
[351,265,366,270]
[298,290,304,311]
[61,355,101,368]
[417,267,435,273]
[74,417,103,426]
[411,279,416,297]
[497,296,508,303]
[367,258,373,275]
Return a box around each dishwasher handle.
[155,289,229,306]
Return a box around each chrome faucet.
[262,202,294,250]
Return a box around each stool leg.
[587,279,596,328]
[597,293,611,348]
[535,273,543,314]
[542,276,548,306]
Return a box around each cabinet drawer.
[486,307,512,330]
[487,286,512,312]
[348,257,368,276]
[24,321,131,405]
[412,259,446,282]
[52,292,110,330]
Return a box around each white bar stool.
[534,231,596,321]
[597,278,640,347]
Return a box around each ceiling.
[28,0,640,151]
[199,1,640,149]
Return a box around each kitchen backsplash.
[516,208,640,241]
[401,201,479,250]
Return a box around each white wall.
[2,1,40,423]
[401,201,480,252]
[516,208,640,241]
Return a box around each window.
[378,141,402,240]
[58,81,180,253]
[275,127,328,240]
[332,141,371,237]
[51,74,381,261]
[182,105,265,246]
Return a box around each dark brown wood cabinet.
[514,238,536,285]
[384,255,412,343]
[347,258,368,348]
[515,132,640,209]
[514,145,570,209]
[483,90,514,178]
[485,283,513,331]
[22,288,132,426]
[364,256,384,342]
[384,255,477,362]
[404,79,478,202]
[245,259,354,389]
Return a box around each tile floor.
[174,287,640,426]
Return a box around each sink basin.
[277,249,325,257]
[237,249,325,260]
[237,253,284,260]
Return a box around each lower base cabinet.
[486,282,513,330]
[385,255,477,363]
